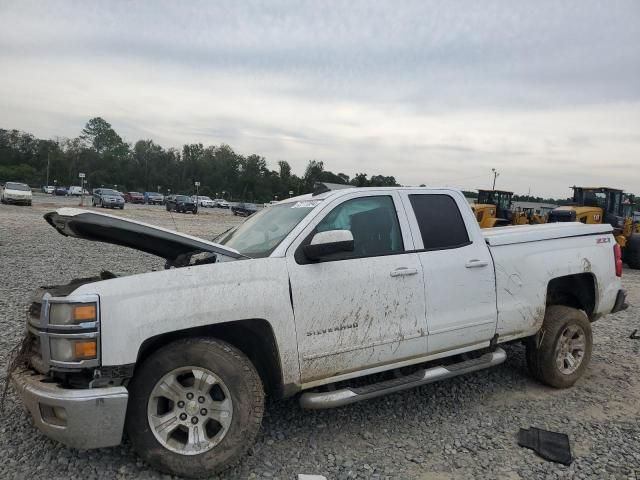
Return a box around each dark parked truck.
[10,186,627,478]
[231,202,258,216]
[165,195,197,214]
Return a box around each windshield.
[101,189,120,196]
[197,196,212,201]
[176,195,190,201]
[218,200,321,258]
[6,182,30,191]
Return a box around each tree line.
[0,117,398,201]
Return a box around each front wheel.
[126,338,264,478]
[526,305,592,388]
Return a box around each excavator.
[472,189,546,228]
[547,187,640,269]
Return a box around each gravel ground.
[1,194,639,480]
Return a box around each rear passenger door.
[398,190,498,354]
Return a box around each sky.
[1,0,639,198]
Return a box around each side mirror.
[303,230,354,261]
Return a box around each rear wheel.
[166,205,171,212]
[526,305,592,388]
[624,234,640,269]
[126,338,264,478]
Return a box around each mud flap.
[518,427,572,465]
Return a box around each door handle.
[390,267,418,277]
[465,259,489,268]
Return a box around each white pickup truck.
[11,185,627,478]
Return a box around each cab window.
[314,195,404,259]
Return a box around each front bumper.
[4,196,31,204]
[11,369,128,449]
[611,289,628,314]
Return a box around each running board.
[299,348,506,409]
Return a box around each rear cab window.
[408,194,471,250]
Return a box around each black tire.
[526,305,592,388]
[193,209,198,215]
[166,205,171,212]
[126,338,264,478]
[624,234,640,269]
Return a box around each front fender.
[72,258,300,385]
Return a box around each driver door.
[286,191,428,383]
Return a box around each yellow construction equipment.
[548,187,640,268]
[472,190,513,228]
[472,190,547,228]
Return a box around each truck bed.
[482,222,613,246]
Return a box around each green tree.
[80,117,126,154]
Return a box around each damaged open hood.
[44,208,245,262]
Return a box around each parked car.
[54,186,68,196]
[67,186,84,196]
[213,198,230,208]
[166,194,197,214]
[192,195,215,208]
[144,192,164,205]
[1,181,32,205]
[92,188,124,209]
[42,185,55,194]
[124,192,145,204]
[13,186,627,477]
[231,202,258,216]
[263,200,279,207]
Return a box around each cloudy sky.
[1,0,639,198]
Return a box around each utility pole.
[79,172,86,206]
[491,168,500,190]
[46,151,50,187]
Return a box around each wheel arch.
[136,318,286,398]
[546,273,597,320]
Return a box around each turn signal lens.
[73,305,96,321]
[73,340,97,360]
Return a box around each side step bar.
[299,347,506,409]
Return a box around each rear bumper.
[611,289,628,314]
[11,369,128,449]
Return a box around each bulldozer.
[472,189,547,228]
[547,187,640,269]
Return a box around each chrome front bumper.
[11,369,128,449]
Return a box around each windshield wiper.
[212,226,234,242]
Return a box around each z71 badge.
[597,237,611,244]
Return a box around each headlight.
[49,303,97,325]
[50,338,97,362]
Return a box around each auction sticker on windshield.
[292,201,321,208]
